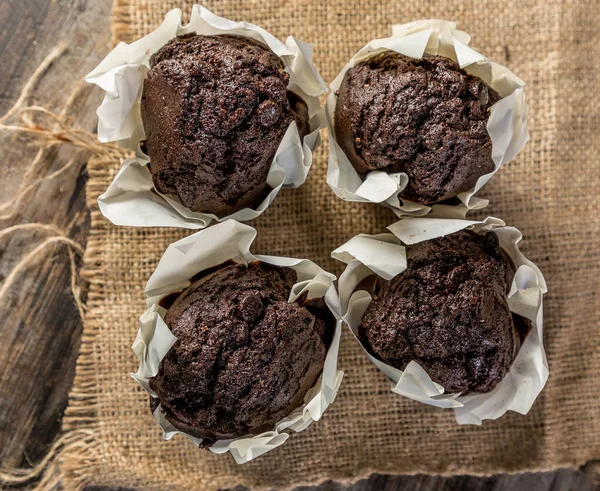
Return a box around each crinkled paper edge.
[326,19,529,218]
[86,4,328,229]
[131,220,343,463]
[330,216,547,424]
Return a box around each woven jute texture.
[60,0,600,489]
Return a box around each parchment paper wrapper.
[330,217,547,424]
[131,220,343,463]
[86,5,327,229]
[326,20,529,218]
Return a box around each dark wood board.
[0,0,111,471]
[0,0,596,489]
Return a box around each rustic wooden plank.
[0,0,595,490]
[293,462,598,490]
[0,0,111,470]
[82,462,600,491]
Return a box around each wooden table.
[0,1,596,489]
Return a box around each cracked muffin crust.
[141,33,310,217]
[359,230,520,394]
[334,52,500,205]
[149,261,333,446]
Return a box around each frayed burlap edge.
[58,156,129,491]
[110,0,134,46]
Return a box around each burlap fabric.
[60,0,600,489]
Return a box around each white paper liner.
[326,20,529,218]
[330,216,547,424]
[86,5,327,229]
[131,220,343,463]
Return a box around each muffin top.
[141,33,309,217]
[334,52,500,205]
[149,261,332,446]
[359,230,519,394]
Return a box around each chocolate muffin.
[359,230,520,394]
[141,33,310,217]
[149,261,333,446]
[334,52,501,204]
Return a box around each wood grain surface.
[0,1,596,490]
[0,0,110,472]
